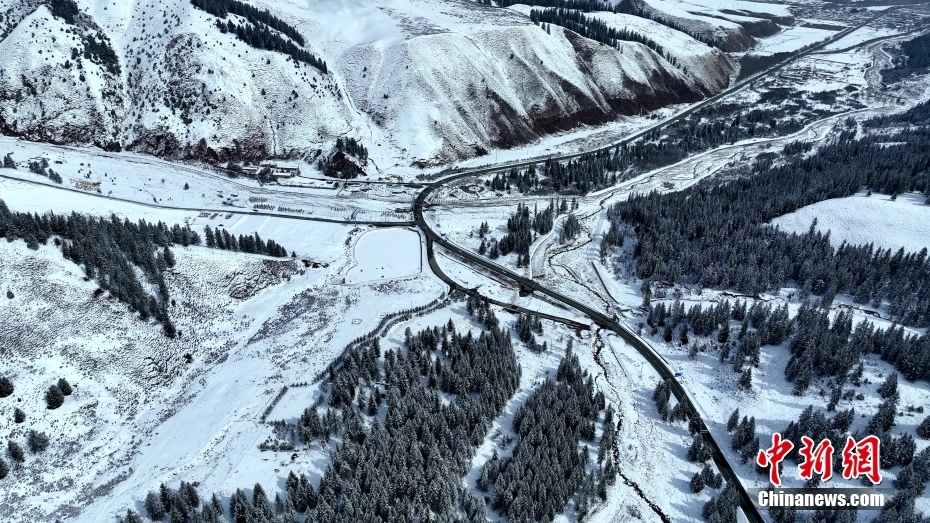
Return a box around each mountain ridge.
[0,0,736,168]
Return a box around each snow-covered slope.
[0,4,125,149]
[640,0,791,51]
[0,0,735,168]
[585,10,735,94]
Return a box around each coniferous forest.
[130,300,529,523]
[604,102,930,330]
[492,88,830,197]
[882,32,930,83]
[0,201,197,335]
[126,301,622,523]
[480,346,617,522]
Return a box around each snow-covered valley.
[2,0,930,522]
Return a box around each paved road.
[0,173,413,227]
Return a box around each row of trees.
[28,158,63,184]
[215,20,327,72]
[203,226,289,257]
[45,378,72,410]
[191,0,306,45]
[499,0,722,48]
[498,0,613,10]
[530,8,676,66]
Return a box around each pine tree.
[57,378,73,396]
[163,246,176,268]
[230,488,250,523]
[0,457,8,480]
[827,386,841,412]
[204,226,216,248]
[917,415,930,439]
[690,470,706,492]
[13,407,25,423]
[867,395,898,433]
[252,483,274,522]
[897,433,916,466]
[27,430,49,453]
[45,385,64,409]
[688,435,710,462]
[145,491,166,520]
[726,408,740,432]
[738,367,752,391]
[7,440,24,463]
[0,376,13,397]
[877,372,898,399]
[701,463,715,486]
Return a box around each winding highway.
[410,9,908,522]
[416,185,768,523]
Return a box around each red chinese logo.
[757,432,794,486]
[798,436,834,481]
[757,433,881,486]
[841,435,882,484]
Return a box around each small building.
[261,162,301,178]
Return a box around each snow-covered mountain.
[0,0,736,168]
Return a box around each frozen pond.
[345,228,422,283]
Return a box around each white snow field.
[771,191,930,254]
[344,228,423,284]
